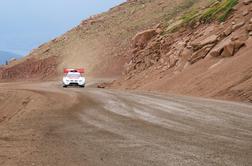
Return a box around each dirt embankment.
[110,0,252,103]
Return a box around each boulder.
[211,39,245,57]
[189,44,214,64]
[168,54,179,68]
[210,47,223,57]
[221,42,235,57]
[132,29,158,49]
[191,35,218,50]
[232,21,245,31]
[222,40,245,57]
[180,48,193,61]
[97,83,107,89]
[223,26,233,36]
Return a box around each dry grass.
[201,0,238,22]
[181,0,238,25]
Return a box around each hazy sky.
[0,0,125,55]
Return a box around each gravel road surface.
[0,82,251,166]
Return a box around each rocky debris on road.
[97,83,110,89]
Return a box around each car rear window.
[67,73,81,77]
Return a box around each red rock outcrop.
[111,0,252,102]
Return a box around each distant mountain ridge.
[0,50,21,65]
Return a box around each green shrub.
[163,0,238,34]
[200,0,238,22]
[181,0,238,25]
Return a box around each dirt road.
[0,82,252,166]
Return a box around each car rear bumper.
[63,81,85,86]
[64,83,84,86]
[63,77,86,87]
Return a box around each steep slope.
[1,0,251,102]
[110,0,252,102]
[0,0,208,80]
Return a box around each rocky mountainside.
[110,0,252,102]
[0,0,208,80]
[0,0,251,102]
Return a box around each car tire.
[63,85,68,88]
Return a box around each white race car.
[63,68,86,88]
